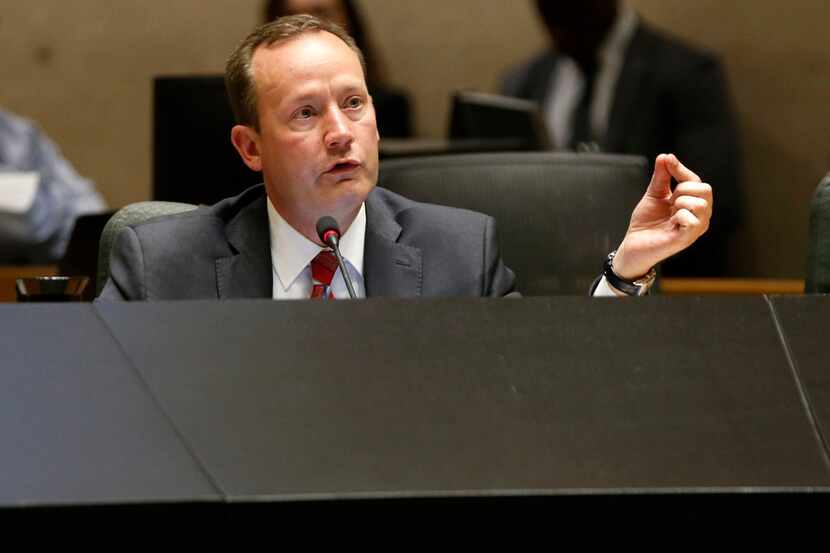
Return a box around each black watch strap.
[602,250,656,296]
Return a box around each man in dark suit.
[502,0,741,277]
[100,15,712,301]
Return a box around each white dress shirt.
[267,199,366,299]
[544,5,639,150]
[266,196,629,298]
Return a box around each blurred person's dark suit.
[503,3,742,276]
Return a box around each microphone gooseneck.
[315,216,357,299]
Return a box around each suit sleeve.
[482,215,520,297]
[97,226,146,301]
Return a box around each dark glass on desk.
[16,276,89,302]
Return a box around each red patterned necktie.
[310,250,339,299]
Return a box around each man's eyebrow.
[280,85,367,105]
[340,84,368,95]
[273,84,324,107]
[282,92,320,104]
[336,78,368,91]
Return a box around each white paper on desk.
[0,172,40,213]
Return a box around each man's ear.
[230,125,263,172]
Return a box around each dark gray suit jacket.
[99,185,517,300]
[502,21,742,276]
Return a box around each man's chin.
[328,175,373,196]
[320,181,373,215]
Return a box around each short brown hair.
[225,14,366,130]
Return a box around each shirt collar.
[597,4,639,63]
[266,198,366,291]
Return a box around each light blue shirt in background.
[0,108,106,263]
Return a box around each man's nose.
[324,109,354,150]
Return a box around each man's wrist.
[602,250,656,296]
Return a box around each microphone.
[315,216,357,299]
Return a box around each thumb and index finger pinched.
[645,153,702,198]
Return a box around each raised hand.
[612,153,713,280]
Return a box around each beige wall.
[0,0,261,209]
[2,0,828,277]
[628,0,830,277]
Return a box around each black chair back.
[379,152,648,295]
[58,211,116,301]
[153,76,261,206]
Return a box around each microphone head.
[316,216,341,245]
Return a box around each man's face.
[537,0,618,65]
[247,31,378,239]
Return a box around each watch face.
[633,270,656,291]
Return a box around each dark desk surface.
[768,295,830,466]
[0,304,219,507]
[3,297,829,520]
[94,297,830,500]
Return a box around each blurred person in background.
[0,108,106,264]
[502,0,742,277]
[264,0,412,138]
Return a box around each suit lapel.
[213,188,423,299]
[215,194,272,299]
[363,192,423,298]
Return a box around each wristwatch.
[602,250,656,296]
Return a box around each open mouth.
[326,160,361,174]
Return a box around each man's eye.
[294,107,315,119]
[345,96,363,109]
